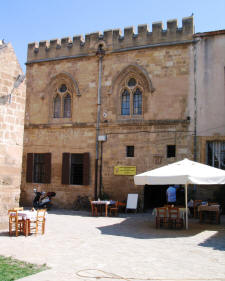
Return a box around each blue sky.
[1,0,225,73]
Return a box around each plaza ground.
[0,210,225,281]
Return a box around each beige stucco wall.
[187,33,225,200]
[188,34,225,139]
[0,42,26,229]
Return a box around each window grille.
[33,154,45,183]
[70,154,83,185]
[53,94,61,118]
[63,93,71,118]
[121,89,130,115]
[133,88,142,115]
[167,145,176,158]
[207,141,225,170]
[126,146,134,157]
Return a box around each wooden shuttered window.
[44,153,51,184]
[62,153,70,185]
[82,152,90,185]
[62,152,90,185]
[26,153,51,183]
[26,153,34,183]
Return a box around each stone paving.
[0,210,225,281]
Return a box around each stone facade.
[21,17,194,209]
[0,41,26,229]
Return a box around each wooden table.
[91,200,115,216]
[198,205,220,224]
[9,210,47,236]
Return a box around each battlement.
[27,16,194,63]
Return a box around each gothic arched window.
[133,88,142,115]
[53,94,61,118]
[52,83,72,119]
[120,77,143,117]
[121,89,130,115]
[63,93,71,118]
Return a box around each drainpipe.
[94,45,105,200]
[193,38,199,162]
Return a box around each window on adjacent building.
[126,146,134,157]
[121,77,142,117]
[61,153,90,185]
[26,153,51,183]
[167,145,176,158]
[207,141,225,170]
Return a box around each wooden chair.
[168,207,183,229]
[8,209,25,236]
[109,201,119,216]
[156,207,168,228]
[90,199,98,216]
[29,209,47,235]
[12,207,24,211]
[193,200,202,218]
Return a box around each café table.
[9,210,47,236]
[198,204,220,224]
[152,207,190,222]
[91,200,115,216]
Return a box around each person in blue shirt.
[166,186,177,205]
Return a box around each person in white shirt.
[166,186,176,205]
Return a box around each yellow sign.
[114,166,136,176]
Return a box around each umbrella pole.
[185,183,188,229]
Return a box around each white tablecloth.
[152,207,189,220]
[91,200,115,205]
[10,210,47,220]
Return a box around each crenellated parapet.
[27,16,194,63]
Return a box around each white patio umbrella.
[134,158,225,229]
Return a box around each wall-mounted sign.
[114,166,136,176]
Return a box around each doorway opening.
[144,185,168,211]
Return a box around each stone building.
[21,17,194,209]
[188,29,225,200]
[0,41,26,229]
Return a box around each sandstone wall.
[22,38,193,208]
[0,42,26,229]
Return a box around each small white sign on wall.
[126,194,138,211]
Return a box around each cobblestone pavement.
[0,210,225,281]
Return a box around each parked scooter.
[33,188,56,210]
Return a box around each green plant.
[0,256,48,281]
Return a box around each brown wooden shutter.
[82,152,90,185]
[62,153,70,185]
[26,153,34,183]
[44,153,51,184]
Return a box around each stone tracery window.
[121,77,142,116]
[53,94,61,118]
[63,93,71,118]
[53,84,72,118]
[121,89,130,115]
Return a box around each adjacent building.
[0,41,26,228]
[188,29,225,200]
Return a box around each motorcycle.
[33,188,56,210]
